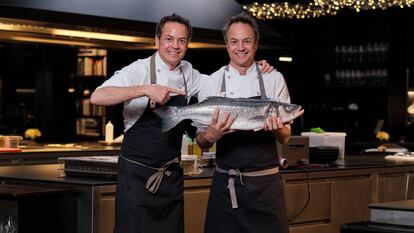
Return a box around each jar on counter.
[0,136,23,148]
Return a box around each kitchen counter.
[0,153,411,183]
[1,153,413,233]
[0,142,120,166]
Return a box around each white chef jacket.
[197,63,291,133]
[199,63,290,102]
[97,52,205,131]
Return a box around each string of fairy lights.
[243,0,414,19]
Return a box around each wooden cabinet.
[377,172,414,202]
[184,179,211,233]
[284,180,331,224]
[94,185,116,233]
[84,166,414,233]
[330,176,372,233]
[91,179,212,233]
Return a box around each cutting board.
[0,147,22,153]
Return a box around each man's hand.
[263,116,292,144]
[263,116,285,131]
[204,108,235,143]
[144,85,185,105]
[256,60,276,74]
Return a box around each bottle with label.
[181,134,188,155]
[105,121,114,142]
[193,139,202,156]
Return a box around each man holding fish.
[90,13,275,233]
[196,13,300,233]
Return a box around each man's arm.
[90,85,185,106]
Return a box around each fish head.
[270,103,304,123]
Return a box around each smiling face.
[155,22,189,70]
[225,22,258,71]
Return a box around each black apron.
[114,54,187,233]
[204,65,289,233]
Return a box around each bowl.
[309,146,340,163]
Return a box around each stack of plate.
[309,146,340,163]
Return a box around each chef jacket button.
[230,91,234,95]
[257,92,260,95]
[228,76,231,79]
[157,69,160,73]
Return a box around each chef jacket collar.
[227,62,257,76]
[155,51,184,73]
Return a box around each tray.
[58,156,118,179]
[385,153,414,164]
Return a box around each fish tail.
[153,106,183,132]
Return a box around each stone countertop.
[1,153,413,185]
[0,142,120,162]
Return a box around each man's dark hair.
[222,12,260,43]
[155,13,193,40]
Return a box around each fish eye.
[284,105,293,112]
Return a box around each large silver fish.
[154,97,304,132]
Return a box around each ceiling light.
[0,20,225,49]
[244,0,414,19]
[279,56,293,62]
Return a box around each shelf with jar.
[330,42,389,88]
[73,48,107,138]
[75,89,106,138]
[77,48,107,77]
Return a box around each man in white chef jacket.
[196,12,291,233]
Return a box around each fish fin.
[205,96,223,101]
[153,107,182,132]
[253,127,263,132]
[248,115,266,122]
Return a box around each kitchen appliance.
[58,156,118,179]
[341,200,414,233]
[277,136,309,167]
[301,132,347,159]
[369,200,414,227]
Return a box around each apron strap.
[179,67,188,101]
[220,66,229,97]
[216,165,279,209]
[120,155,180,194]
[221,64,267,100]
[149,53,188,108]
[255,64,267,101]
[149,53,157,109]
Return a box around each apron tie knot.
[215,165,280,209]
[227,169,244,209]
[228,169,245,186]
[120,155,179,194]
[146,167,172,194]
